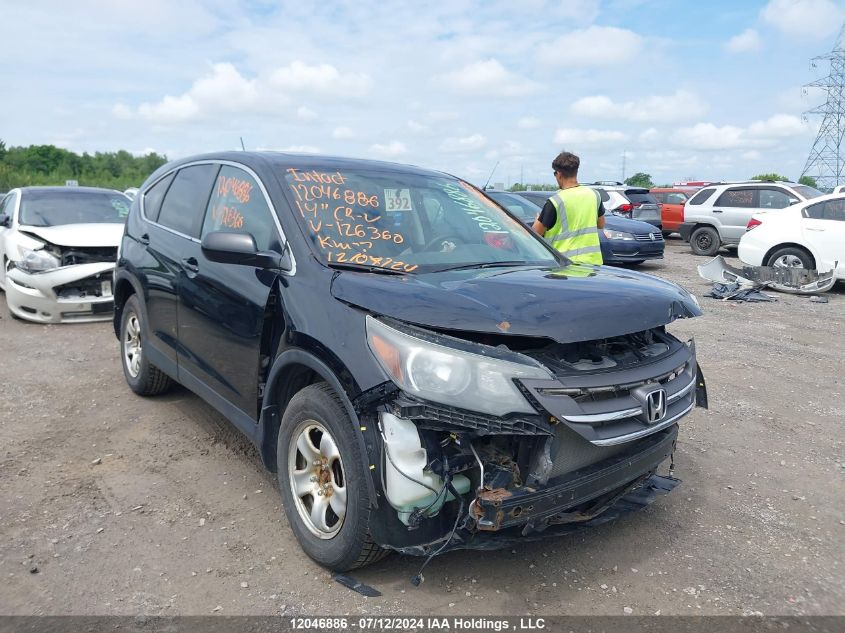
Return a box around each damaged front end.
[698,255,837,295]
[355,316,706,557]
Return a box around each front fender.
[259,348,380,508]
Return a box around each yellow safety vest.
[545,186,603,265]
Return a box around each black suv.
[114,152,707,571]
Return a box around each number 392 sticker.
[384,188,412,211]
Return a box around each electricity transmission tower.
[801,23,845,190]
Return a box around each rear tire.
[120,294,173,396]
[690,226,720,256]
[277,383,386,571]
[766,246,814,270]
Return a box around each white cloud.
[269,60,372,97]
[570,90,708,122]
[297,105,318,122]
[554,128,628,146]
[747,113,807,138]
[639,128,659,143]
[332,126,354,139]
[673,114,808,150]
[554,0,601,22]
[407,119,429,133]
[517,116,540,129]
[436,59,539,97]
[538,26,643,66]
[441,134,488,153]
[134,63,261,123]
[725,28,762,53]
[761,0,845,37]
[370,141,408,157]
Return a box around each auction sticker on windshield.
[384,188,412,211]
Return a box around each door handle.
[138,233,150,245]
[806,227,825,232]
[712,209,723,213]
[181,257,199,274]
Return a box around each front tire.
[277,382,386,571]
[120,294,173,396]
[690,226,720,256]
[766,246,814,270]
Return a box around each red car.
[650,187,699,235]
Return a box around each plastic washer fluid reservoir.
[380,412,470,525]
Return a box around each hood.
[604,214,660,233]
[19,223,124,248]
[331,264,701,344]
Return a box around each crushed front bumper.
[5,263,115,323]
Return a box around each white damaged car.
[0,186,130,323]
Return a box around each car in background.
[124,187,140,200]
[679,180,823,256]
[739,193,845,280]
[589,183,662,229]
[0,186,131,322]
[485,190,541,225]
[832,185,845,194]
[651,187,699,235]
[512,190,664,265]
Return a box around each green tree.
[750,173,789,182]
[0,143,167,191]
[624,172,654,188]
[798,175,818,188]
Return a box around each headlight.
[603,229,635,240]
[15,247,61,273]
[366,316,553,416]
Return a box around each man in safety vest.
[532,151,605,265]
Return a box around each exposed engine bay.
[355,325,706,560]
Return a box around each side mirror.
[788,198,799,205]
[201,231,287,270]
[0,213,9,228]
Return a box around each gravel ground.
[1,240,843,617]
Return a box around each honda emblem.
[645,389,667,424]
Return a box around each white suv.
[678,181,823,256]
[590,183,662,229]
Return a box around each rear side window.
[665,192,688,204]
[594,188,609,202]
[688,188,715,205]
[625,190,657,205]
[805,198,845,221]
[202,166,282,252]
[142,173,175,223]
[758,188,792,209]
[157,164,220,238]
[715,188,758,208]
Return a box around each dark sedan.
[506,190,664,265]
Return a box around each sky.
[3,0,845,187]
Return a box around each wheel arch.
[258,344,379,507]
[763,242,817,268]
[112,272,145,339]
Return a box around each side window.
[688,187,715,205]
[652,192,665,203]
[666,192,688,204]
[594,188,609,202]
[202,166,281,252]
[805,199,845,221]
[0,193,14,219]
[715,188,758,208]
[158,164,220,238]
[142,172,175,223]
[759,188,791,209]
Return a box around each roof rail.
[590,180,623,186]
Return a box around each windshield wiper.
[433,260,533,272]
[326,262,407,275]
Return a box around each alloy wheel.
[123,314,142,378]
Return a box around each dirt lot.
[0,240,843,617]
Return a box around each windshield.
[283,167,558,273]
[793,185,823,200]
[20,190,131,226]
[486,192,541,224]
